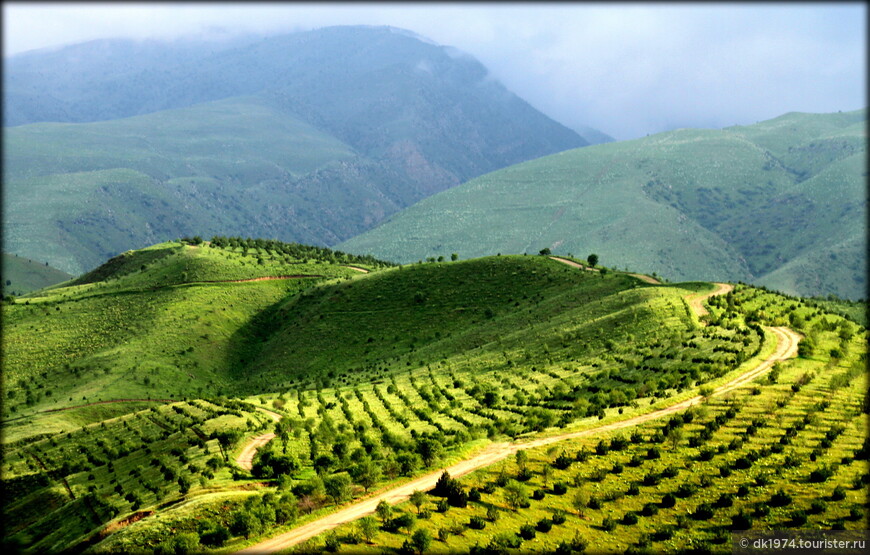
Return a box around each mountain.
[1,253,73,297]
[339,109,867,300]
[3,26,590,275]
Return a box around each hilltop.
[3,26,592,275]
[339,109,867,300]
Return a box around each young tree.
[571,490,588,516]
[409,528,432,554]
[359,516,379,544]
[503,480,528,511]
[324,472,353,505]
[410,490,427,514]
[376,499,394,522]
[587,253,599,267]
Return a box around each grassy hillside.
[339,109,867,300]
[4,26,591,276]
[1,240,386,440]
[2,244,866,553]
[1,253,73,297]
[317,287,867,553]
[2,97,397,275]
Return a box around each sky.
[3,2,866,140]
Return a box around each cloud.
[3,2,865,139]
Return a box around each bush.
[532,489,546,500]
[627,483,640,496]
[553,482,568,495]
[536,518,553,533]
[692,503,715,520]
[469,516,486,530]
[769,489,792,507]
[809,466,834,483]
[652,526,675,541]
[809,499,828,514]
[660,492,677,508]
[622,512,639,525]
[553,452,573,470]
[640,503,659,517]
[674,482,695,499]
[789,510,808,527]
[601,516,616,531]
[715,493,734,508]
[468,488,482,502]
[731,511,752,530]
[848,506,864,521]
[518,524,536,540]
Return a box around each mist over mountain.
[3,26,589,274]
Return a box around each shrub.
[731,511,752,530]
[848,505,864,521]
[611,463,624,474]
[831,485,847,501]
[622,512,639,525]
[646,447,661,460]
[532,489,546,500]
[553,482,568,495]
[469,516,486,530]
[436,499,449,513]
[809,466,834,483]
[660,493,676,508]
[627,483,640,496]
[553,452,573,470]
[809,499,828,514]
[640,503,659,517]
[769,489,792,507]
[518,524,536,540]
[652,526,675,541]
[789,510,808,527]
[536,518,553,533]
[601,516,616,531]
[691,503,715,520]
[552,509,567,525]
[468,488,482,502]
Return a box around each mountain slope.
[1,253,73,297]
[4,26,591,275]
[339,109,867,299]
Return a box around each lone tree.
[539,248,552,255]
[587,253,599,267]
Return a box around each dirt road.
[688,282,733,317]
[547,256,660,284]
[342,266,370,273]
[237,280,796,553]
[234,408,285,471]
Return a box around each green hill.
[4,27,590,276]
[2,242,866,553]
[1,253,73,297]
[339,109,867,300]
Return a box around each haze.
[4,2,866,140]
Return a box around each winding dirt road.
[235,408,285,471]
[237,280,799,553]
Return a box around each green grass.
[339,109,867,300]
[1,253,73,297]
[2,245,866,553]
[312,287,868,553]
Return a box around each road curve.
[237,284,797,553]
